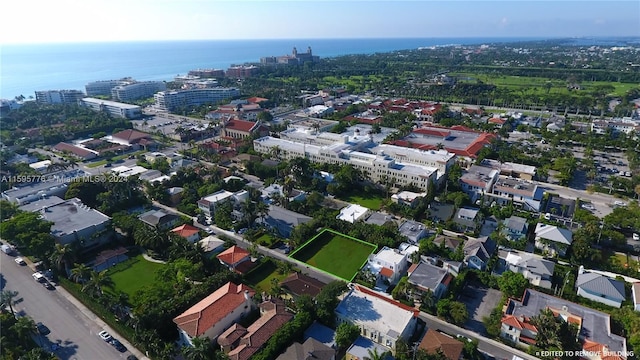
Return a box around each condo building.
[111,81,166,102]
[35,90,85,105]
[154,87,241,111]
[81,98,142,119]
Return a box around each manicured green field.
[290,229,376,281]
[243,259,290,293]
[108,255,165,297]
[338,192,385,210]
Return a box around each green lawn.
[338,191,385,210]
[108,255,165,297]
[243,259,290,293]
[290,229,376,281]
[255,233,280,247]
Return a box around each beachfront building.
[81,98,142,119]
[111,81,166,102]
[85,78,132,96]
[154,87,241,111]
[35,90,85,105]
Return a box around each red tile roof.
[225,119,258,133]
[171,224,200,238]
[217,246,250,266]
[112,129,151,143]
[418,329,464,360]
[173,282,255,337]
[379,267,394,278]
[414,128,451,137]
[407,263,419,274]
[53,142,95,158]
[246,97,268,104]
[501,314,537,332]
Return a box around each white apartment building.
[81,98,142,119]
[154,87,240,111]
[111,81,166,102]
[85,79,132,96]
[254,130,455,192]
[35,90,85,104]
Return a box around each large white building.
[85,79,132,96]
[154,87,241,111]
[81,98,142,119]
[35,90,85,104]
[111,81,166,102]
[253,128,455,192]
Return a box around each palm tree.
[70,263,92,284]
[82,270,114,298]
[367,348,385,360]
[0,290,19,316]
[182,337,214,360]
[12,316,36,347]
[49,243,76,275]
[19,348,52,360]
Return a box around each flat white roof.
[82,97,141,109]
[203,190,235,203]
[337,204,369,223]
[372,246,406,266]
[29,160,51,169]
[336,286,415,339]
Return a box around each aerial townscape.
[2,38,640,360]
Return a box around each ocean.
[0,37,621,99]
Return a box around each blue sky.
[1,0,638,44]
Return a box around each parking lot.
[457,283,503,335]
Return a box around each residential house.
[304,322,336,349]
[502,216,529,242]
[432,235,462,253]
[391,191,427,207]
[337,204,370,223]
[418,329,463,360]
[345,336,392,360]
[489,177,543,212]
[218,299,294,360]
[453,207,483,233]
[366,246,409,286]
[459,165,500,203]
[365,212,395,226]
[138,209,179,230]
[198,235,226,254]
[398,220,430,244]
[276,338,335,360]
[504,251,555,289]
[335,284,419,352]
[428,202,455,224]
[197,190,249,217]
[173,282,255,346]
[501,289,628,359]
[216,246,253,274]
[576,269,626,308]
[633,283,640,311]
[463,236,496,271]
[167,187,184,206]
[261,205,312,238]
[171,224,201,243]
[280,272,325,299]
[261,184,306,203]
[407,261,452,300]
[534,223,573,257]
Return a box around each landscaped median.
[289,228,377,281]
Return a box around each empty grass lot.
[108,254,165,297]
[243,259,290,293]
[291,229,376,281]
[338,191,385,210]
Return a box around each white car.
[634,233,640,241]
[98,330,112,342]
[32,272,46,282]
[14,257,26,265]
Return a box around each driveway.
[457,283,503,335]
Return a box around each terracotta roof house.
[418,329,464,360]
[218,299,294,360]
[173,282,255,346]
[111,129,153,146]
[276,337,335,360]
[501,289,628,359]
[53,142,97,160]
[216,246,253,273]
[280,272,326,298]
[171,224,201,243]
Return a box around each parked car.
[98,330,112,342]
[36,322,50,335]
[42,281,55,290]
[14,257,26,265]
[32,272,46,282]
[126,355,139,360]
[110,339,127,353]
[634,233,640,241]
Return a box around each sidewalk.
[21,255,149,360]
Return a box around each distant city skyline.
[1,0,638,45]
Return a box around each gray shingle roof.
[576,272,626,300]
[407,261,448,292]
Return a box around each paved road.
[1,252,141,360]
[537,181,617,218]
